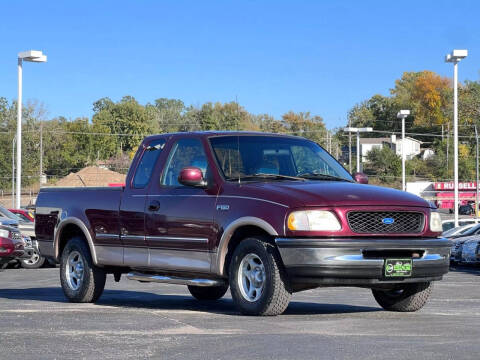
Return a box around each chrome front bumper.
[275,237,451,285]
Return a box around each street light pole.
[397,110,410,191]
[475,125,479,217]
[356,131,360,172]
[16,58,22,209]
[16,50,47,208]
[12,136,16,208]
[348,118,352,173]
[446,49,468,227]
[343,127,373,173]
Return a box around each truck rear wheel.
[60,237,106,303]
[188,284,229,301]
[372,282,433,312]
[229,237,291,316]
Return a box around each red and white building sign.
[434,182,478,191]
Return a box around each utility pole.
[328,131,332,153]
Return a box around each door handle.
[148,200,160,212]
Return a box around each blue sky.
[0,0,479,129]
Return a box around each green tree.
[282,111,327,145]
[364,146,401,182]
[92,96,156,155]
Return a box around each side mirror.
[354,172,368,184]
[178,167,206,187]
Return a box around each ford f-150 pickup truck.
[35,132,450,315]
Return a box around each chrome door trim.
[121,235,145,241]
[146,236,208,243]
[95,233,120,239]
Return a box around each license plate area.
[384,258,412,277]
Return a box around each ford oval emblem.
[382,217,395,225]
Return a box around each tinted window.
[133,139,166,188]
[161,138,208,187]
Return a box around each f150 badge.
[216,204,230,211]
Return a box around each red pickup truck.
[35,132,450,315]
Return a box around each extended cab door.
[145,137,218,273]
[120,138,167,267]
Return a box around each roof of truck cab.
[142,131,304,143]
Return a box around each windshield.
[209,135,353,182]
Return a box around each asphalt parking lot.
[0,267,479,360]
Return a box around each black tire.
[372,282,433,312]
[229,237,291,316]
[188,283,229,301]
[60,237,106,303]
[21,250,46,269]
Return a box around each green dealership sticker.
[384,259,412,277]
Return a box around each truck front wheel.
[372,282,433,312]
[229,237,292,316]
[60,237,106,303]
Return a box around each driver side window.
[161,138,209,187]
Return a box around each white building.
[392,134,422,160]
[360,134,423,162]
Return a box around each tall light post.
[17,50,47,209]
[343,127,373,172]
[397,110,410,191]
[475,126,479,217]
[12,136,16,208]
[445,49,467,227]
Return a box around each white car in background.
[442,218,480,232]
[442,224,477,238]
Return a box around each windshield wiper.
[297,172,352,182]
[228,173,306,182]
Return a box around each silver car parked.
[461,237,480,264]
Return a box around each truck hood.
[245,181,431,208]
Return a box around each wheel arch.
[54,217,98,265]
[214,217,278,276]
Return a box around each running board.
[126,272,225,287]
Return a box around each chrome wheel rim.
[65,251,84,291]
[238,253,265,302]
[24,250,40,265]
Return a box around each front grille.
[347,211,424,234]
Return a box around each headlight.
[287,210,341,231]
[430,212,442,232]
